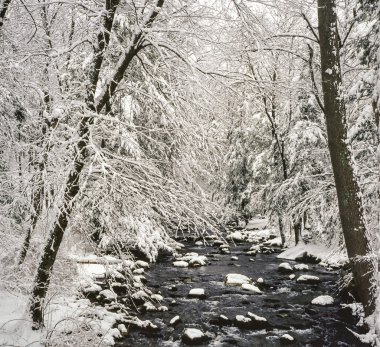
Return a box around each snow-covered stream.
[93,235,369,346]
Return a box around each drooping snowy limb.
[29,0,171,328]
[317,0,377,316]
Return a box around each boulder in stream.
[241,283,262,294]
[311,295,334,306]
[188,288,206,299]
[225,273,251,286]
[278,262,293,274]
[173,260,189,267]
[182,328,208,345]
[296,275,320,284]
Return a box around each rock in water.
[235,312,269,329]
[278,262,293,274]
[294,263,309,271]
[169,315,181,325]
[241,283,262,294]
[173,260,189,267]
[280,333,294,343]
[296,275,320,284]
[182,328,208,345]
[188,288,206,299]
[225,273,251,286]
[311,295,334,306]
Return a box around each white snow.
[241,283,262,294]
[228,231,245,242]
[100,289,117,300]
[135,260,150,269]
[169,315,180,325]
[277,243,347,267]
[281,333,294,341]
[189,288,205,297]
[296,275,320,283]
[289,274,296,280]
[236,315,251,322]
[311,295,334,306]
[247,312,267,321]
[225,273,251,285]
[183,328,205,340]
[0,292,43,347]
[231,256,239,261]
[173,260,189,267]
[294,264,309,271]
[257,277,264,283]
[151,294,163,301]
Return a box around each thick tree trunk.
[294,219,301,245]
[317,0,377,316]
[278,215,286,246]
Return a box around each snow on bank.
[277,242,347,267]
[0,290,125,347]
[0,292,43,346]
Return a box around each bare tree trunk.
[29,0,165,328]
[294,219,301,245]
[317,0,377,316]
[278,215,286,246]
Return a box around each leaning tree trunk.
[29,0,165,328]
[317,0,377,316]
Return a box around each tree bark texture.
[317,0,376,316]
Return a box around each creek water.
[114,239,368,347]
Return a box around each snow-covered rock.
[278,262,293,273]
[182,328,207,344]
[133,268,145,274]
[188,255,207,267]
[143,302,157,311]
[135,260,150,269]
[133,275,146,283]
[99,289,117,301]
[289,274,296,280]
[225,273,251,286]
[236,315,251,323]
[228,231,245,242]
[241,283,262,294]
[235,312,269,329]
[151,294,163,301]
[170,315,181,325]
[257,277,264,283]
[188,288,206,298]
[195,240,203,246]
[132,290,149,301]
[294,264,309,271]
[296,275,320,284]
[118,324,128,335]
[247,312,267,322]
[280,333,294,342]
[173,260,189,267]
[311,295,334,306]
[277,243,347,266]
[231,256,239,261]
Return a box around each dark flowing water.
[112,238,368,347]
